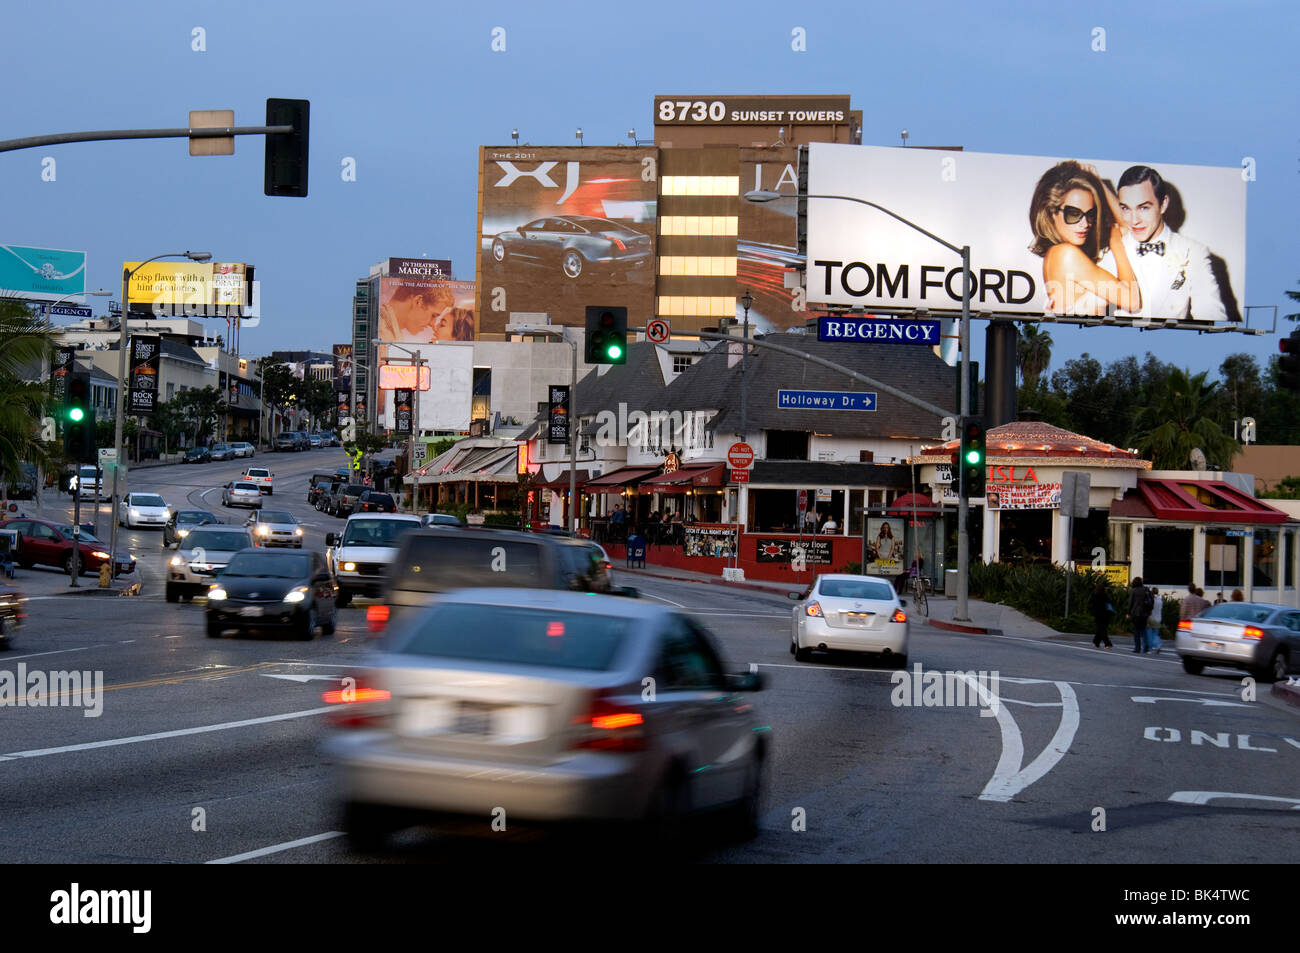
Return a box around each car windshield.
[58,525,100,542]
[819,579,895,601]
[178,511,212,523]
[259,511,295,524]
[1199,603,1275,624]
[133,495,166,507]
[396,604,629,671]
[342,519,419,546]
[394,536,545,592]
[185,531,251,552]
[223,553,310,578]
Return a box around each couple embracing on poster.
[1028,162,1229,321]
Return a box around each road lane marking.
[971,678,1080,803]
[757,662,899,675]
[641,592,687,607]
[0,706,334,761]
[1131,695,1248,707]
[1,646,95,661]
[1169,791,1300,809]
[207,831,345,864]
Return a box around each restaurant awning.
[584,466,659,494]
[532,469,591,490]
[639,464,726,493]
[1110,479,1288,525]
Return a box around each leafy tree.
[173,386,223,443]
[1284,280,1299,323]
[0,296,55,483]
[428,436,457,459]
[151,399,189,452]
[1016,325,1053,390]
[1260,475,1300,500]
[1129,367,1238,469]
[301,376,335,430]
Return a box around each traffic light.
[959,416,986,499]
[585,306,627,364]
[1279,329,1300,393]
[63,372,95,464]
[264,98,310,197]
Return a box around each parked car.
[242,466,274,495]
[206,548,337,640]
[325,513,422,606]
[327,590,765,850]
[230,442,256,458]
[182,447,211,464]
[490,215,653,280]
[292,432,311,451]
[309,434,324,449]
[0,519,134,576]
[328,483,368,518]
[166,526,255,602]
[789,574,909,666]
[210,444,235,462]
[273,433,298,453]
[308,474,338,507]
[319,431,340,447]
[353,490,396,514]
[5,463,38,501]
[245,509,304,548]
[118,492,171,529]
[222,481,263,509]
[163,509,220,548]
[1176,601,1300,682]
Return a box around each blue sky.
[4,0,1296,381]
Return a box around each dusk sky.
[5,0,1296,379]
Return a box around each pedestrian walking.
[1230,589,1244,602]
[1089,581,1114,649]
[1128,576,1154,653]
[1180,584,1210,620]
[1146,588,1164,654]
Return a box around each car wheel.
[892,653,908,669]
[641,768,689,853]
[206,618,223,638]
[165,583,179,604]
[725,753,763,843]
[17,558,33,570]
[321,609,336,636]
[789,637,796,656]
[1260,650,1288,684]
[336,590,352,609]
[561,249,585,279]
[62,553,76,575]
[491,237,507,264]
[794,645,812,662]
[1181,657,1205,675]
[297,608,317,641]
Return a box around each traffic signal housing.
[585,307,627,365]
[63,371,95,464]
[1279,329,1300,393]
[959,416,986,499]
[264,98,310,197]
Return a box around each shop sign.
[986,483,1061,510]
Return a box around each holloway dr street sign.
[818,317,941,343]
[778,390,876,411]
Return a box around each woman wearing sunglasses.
[1028,160,1141,316]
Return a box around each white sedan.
[790,573,909,666]
[118,492,171,529]
[221,481,263,509]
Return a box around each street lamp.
[109,251,211,580]
[744,189,974,621]
[511,327,578,534]
[43,289,112,328]
[739,290,753,442]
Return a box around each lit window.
[660,216,739,236]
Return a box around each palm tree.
[1017,324,1053,390]
[0,296,56,484]
[1129,367,1238,469]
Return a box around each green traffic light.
[68,408,85,423]
[965,450,981,465]
[606,343,623,360]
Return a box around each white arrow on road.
[1131,695,1247,707]
[260,674,347,684]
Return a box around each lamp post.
[510,327,578,534]
[744,189,974,621]
[110,251,211,580]
[373,340,425,510]
[739,290,753,443]
[43,289,112,329]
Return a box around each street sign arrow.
[261,673,347,684]
[1130,695,1248,707]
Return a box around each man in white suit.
[1115,165,1226,321]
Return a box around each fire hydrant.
[99,563,112,588]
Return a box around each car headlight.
[294,528,303,535]
[342,562,356,572]
[283,587,308,604]
[130,508,140,518]
[177,529,190,538]
[256,525,270,535]
[91,550,110,559]
[170,555,183,566]
[208,587,227,601]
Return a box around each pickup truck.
[328,483,368,518]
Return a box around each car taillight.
[322,679,392,728]
[572,691,646,752]
[608,236,627,251]
[1177,619,1192,632]
[366,604,389,634]
[1242,626,1264,640]
[806,602,822,617]
[892,608,907,623]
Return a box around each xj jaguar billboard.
[476,146,657,336]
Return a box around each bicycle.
[909,570,929,617]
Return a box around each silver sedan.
[221,481,263,509]
[326,589,767,850]
[1176,601,1300,682]
[790,573,909,666]
[246,509,304,548]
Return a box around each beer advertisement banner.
[394,388,413,435]
[476,146,657,336]
[754,537,833,565]
[986,483,1062,510]
[50,346,78,401]
[684,525,737,559]
[337,391,352,418]
[128,335,161,415]
[806,143,1246,322]
[548,385,570,446]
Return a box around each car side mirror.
[325,533,339,547]
[900,598,907,607]
[725,671,765,692]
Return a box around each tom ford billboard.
[805,144,1245,322]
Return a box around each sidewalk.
[3,564,141,598]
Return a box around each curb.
[928,617,1002,636]
[1271,680,1300,709]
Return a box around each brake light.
[607,236,627,251]
[573,691,646,751]
[602,561,612,571]
[1177,619,1192,632]
[366,604,389,634]
[806,602,822,617]
[1242,626,1264,640]
[322,679,392,728]
[892,608,907,623]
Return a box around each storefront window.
[1287,530,1295,588]
[1108,521,1130,566]
[1203,530,1242,591]
[849,490,865,536]
[1253,528,1278,589]
[1144,526,1194,586]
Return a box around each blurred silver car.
[790,573,909,666]
[326,589,767,849]
[1176,601,1300,682]
[222,481,263,509]
[166,525,255,602]
[245,509,304,548]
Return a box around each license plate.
[844,612,872,627]
[454,702,495,736]
[240,606,264,617]
[1203,640,1224,651]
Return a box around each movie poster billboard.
[806,143,1246,322]
[337,391,352,418]
[865,517,906,574]
[684,525,737,559]
[389,257,452,280]
[333,344,353,392]
[377,276,474,343]
[548,385,570,446]
[476,146,657,337]
[128,335,161,415]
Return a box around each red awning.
[888,492,939,516]
[1130,479,1287,525]
[640,464,726,493]
[584,466,659,494]
[532,469,590,490]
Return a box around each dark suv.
[376,528,638,631]
[354,490,396,514]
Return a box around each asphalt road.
[1,454,1297,863]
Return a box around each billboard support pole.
[956,245,972,622]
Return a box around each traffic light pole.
[69,491,81,587]
[956,246,972,622]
